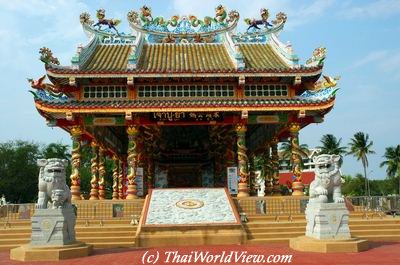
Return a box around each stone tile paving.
[1,242,400,265]
[145,189,237,225]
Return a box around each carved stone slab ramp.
[138,188,246,247]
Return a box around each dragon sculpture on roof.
[93,9,121,34]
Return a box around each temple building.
[29,6,339,200]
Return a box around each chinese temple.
[29,6,339,200]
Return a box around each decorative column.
[126,126,139,199]
[147,157,154,191]
[235,124,250,197]
[89,141,99,200]
[271,137,281,195]
[118,160,124,199]
[264,145,273,196]
[70,126,82,201]
[289,123,304,196]
[112,156,119,200]
[98,146,106,200]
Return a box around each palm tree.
[380,145,400,194]
[347,132,375,196]
[317,134,347,164]
[279,142,310,168]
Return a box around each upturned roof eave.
[45,65,323,79]
[34,97,335,114]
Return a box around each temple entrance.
[155,125,214,188]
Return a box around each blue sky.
[0,0,399,179]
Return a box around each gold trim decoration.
[89,141,99,200]
[271,137,281,195]
[289,122,304,196]
[70,126,82,201]
[112,156,119,200]
[235,124,249,197]
[126,125,139,200]
[98,146,106,200]
[176,199,204,209]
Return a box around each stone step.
[77,236,135,243]
[0,225,137,234]
[350,224,400,230]
[246,238,290,244]
[247,231,304,239]
[245,221,306,228]
[246,226,305,233]
[0,238,29,245]
[0,233,31,239]
[351,229,400,236]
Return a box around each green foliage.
[0,141,42,203]
[342,174,398,196]
[279,142,309,168]
[347,132,375,196]
[380,145,400,194]
[317,134,347,165]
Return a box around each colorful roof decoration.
[38,5,328,78]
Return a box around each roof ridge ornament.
[299,75,340,101]
[39,47,60,66]
[80,10,136,44]
[232,9,287,44]
[305,47,327,67]
[28,75,68,102]
[127,5,240,43]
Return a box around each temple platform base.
[290,236,368,253]
[139,188,245,247]
[139,224,246,247]
[10,242,92,261]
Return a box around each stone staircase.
[245,213,400,245]
[0,219,137,251]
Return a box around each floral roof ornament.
[305,47,327,67]
[39,47,60,66]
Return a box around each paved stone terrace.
[1,242,399,265]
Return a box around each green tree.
[279,142,310,168]
[380,145,400,194]
[317,134,347,164]
[0,141,41,203]
[342,174,365,196]
[42,143,71,161]
[347,132,375,196]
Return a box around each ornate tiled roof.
[137,44,235,72]
[239,44,288,70]
[34,97,335,114]
[83,45,131,71]
[41,6,327,78]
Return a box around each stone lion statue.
[37,158,71,209]
[309,154,343,203]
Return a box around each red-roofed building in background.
[279,148,321,186]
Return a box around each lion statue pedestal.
[290,154,368,253]
[10,159,92,261]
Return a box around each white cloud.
[351,50,389,68]
[339,0,400,19]
[352,49,400,80]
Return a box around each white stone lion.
[309,154,344,203]
[37,158,72,209]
